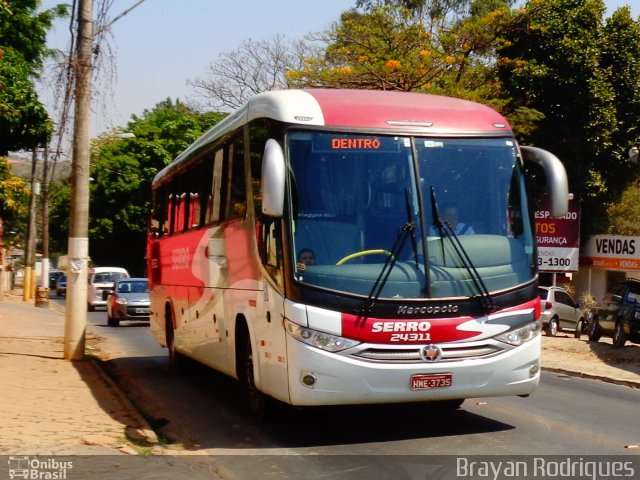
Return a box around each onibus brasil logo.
[7,457,72,479]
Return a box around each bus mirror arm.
[521,146,569,217]
[261,139,286,217]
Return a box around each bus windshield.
[288,131,535,300]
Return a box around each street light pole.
[64,0,93,361]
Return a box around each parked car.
[87,266,129,311]
[56,275,67,297]
[105,278,150,327]
[538,286,586,337]
[588,279,640,347]
[48,269,64,290]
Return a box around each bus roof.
[155,89,512,184]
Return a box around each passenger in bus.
[297,248,316,270]
[430,202,475,236]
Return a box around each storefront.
[575,235,640,302]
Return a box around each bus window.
[226,136,246,220]
[205,149,224,225]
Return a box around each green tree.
[607,182,640,235]
[0,157,29,240]
[0,1,67,154]
[0,48,51,154]
[497,0,640,234]
[288,1,514,106]
[50,100,225,274]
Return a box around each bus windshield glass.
[288,131,535,300]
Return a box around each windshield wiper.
[358,189,416,316]
[430,186,496,313]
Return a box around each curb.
[542,366,640,390]
[87,356,159,446]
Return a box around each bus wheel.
[240,336,269,418]
[166,310,181,371]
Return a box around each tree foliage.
[0,0,67,155]
[288,1,514,106]
[497,0,640,234]
[49,99,225,274]
[0,156,29,228]
[189,35,312,111]
[0,47,52,154]
[607,181,640,235]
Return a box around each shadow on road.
[97,354,514,452]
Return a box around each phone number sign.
[535,199,580,272]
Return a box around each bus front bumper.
[284,335,541,406]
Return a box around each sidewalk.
[0,290,158,456]
[0,288,639,458]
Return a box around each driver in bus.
[297,248,316,271]
[430,202,475,236]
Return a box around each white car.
[539,286,586,337]
[87,266,129,311]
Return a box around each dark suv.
[588,279,640,347]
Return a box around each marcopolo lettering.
[397,304,459,315]
[596,238,636,255]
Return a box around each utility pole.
[41,145,51,289]
[23,149,38,302]
[64,0,93,361]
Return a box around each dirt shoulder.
[541,333,640,388]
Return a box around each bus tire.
[165,306,182,372]
[238,330,269,418]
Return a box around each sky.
[37,0,639,138]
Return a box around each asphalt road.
[60,299,640,461]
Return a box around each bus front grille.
[351,343,505,363]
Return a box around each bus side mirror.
[261,139,286,217]
[521,146,569,217]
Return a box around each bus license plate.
[410,373,452,390]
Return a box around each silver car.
[105,278,150,327]
[539,286,585,337]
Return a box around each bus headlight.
[495,321,541,346]
[284,319,360,352]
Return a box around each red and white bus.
[147,89,568,412]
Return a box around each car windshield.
[94,272,127,283]
[288,131,535,300]
[117,281,148,294]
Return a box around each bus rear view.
[148,89,568,412]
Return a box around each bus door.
[185,225,231,373]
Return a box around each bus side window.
[149,186,165,238]
[226,136,247,220]
[205,149,224,225]
[250,118,284,290]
